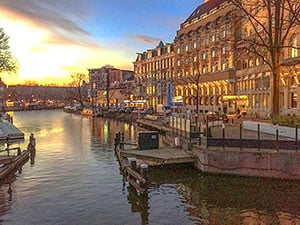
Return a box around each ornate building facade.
[173,0,238,114]
[235,0,300,117]
[133,41,174,110]
[133,0,300,117]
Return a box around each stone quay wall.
[193,147,300,180]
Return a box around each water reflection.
[147,165,300,225]
[90,117,137,145]
[127,186,149,225]
[1,110,300,225]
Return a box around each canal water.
[0,110,299,225]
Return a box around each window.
[221,45,228,54]
[193,41,200,49]
[202,50,208,60]
[249,58,255,67]
[185,57,190,65]
[202,64,208,74]
[211,62,218,72]
[211,34,215,42]
[221,59,229,70]
[291,93,297,108]
[291,34,298,58]
[211,48,218,58]
[255,57,260,66]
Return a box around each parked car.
[141,107,154,115]
[108,107,119,113]
[206,111,228,123]
[131,108,141,114]
[119,107,127,113]
[125,107,136,113]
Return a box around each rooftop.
[184,0,229,24]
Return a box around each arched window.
[236,60,242,70]
[249,58,255,67]
[291,34,298,58]
[255,57,260,66]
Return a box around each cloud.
[132,35,161,44]
[0,0,100,49]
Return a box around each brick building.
[88,66,134,107]
[133,41,174,110]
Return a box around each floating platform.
[0,120,34,181]
[120,149,196,166]
[0,119,24,144]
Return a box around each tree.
[0,27,17,74]
[70,73,88,109]
[232,0,300,117]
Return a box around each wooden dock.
[0,120,36,181]
[114,132,148,193]
[120,149,196,166]
[114,130,197,193]
[0,119,24,144]
[0,150,30,179]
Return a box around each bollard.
[114,131,120,150]
[276,129,279,151]
[140,164,148,179]
[129,158,137,171]
[240,123,243,151]
[27,133,36,152]
[257,124,260,151]
[17,147,21,156]
[121,132,125,150]
[296,125,298,152]
[222,123,225,150]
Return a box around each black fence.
[208,138,300,151]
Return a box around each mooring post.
[199,122,201,146]
[114,131,120,150]
[257,124,260,151]
[140,164,148,179]
[27,133,36,152]
[130,158,137,171]
[276,128,279,151]
[240,123,242,151]
[121,132,125,150]
[222,123,225,150]
[296,125,298,152]
[140,164,148,188]
[17,147,21,156]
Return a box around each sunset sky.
[0,0,202,85]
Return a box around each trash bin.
[138,131,159,150]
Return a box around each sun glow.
[0,8,132,86]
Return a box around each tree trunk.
[271,51,281,118]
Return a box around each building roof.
[184,0,229,24]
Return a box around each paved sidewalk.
[210,122,295,140]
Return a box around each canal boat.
[81,107,101,117]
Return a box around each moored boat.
[81,107,100,117]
